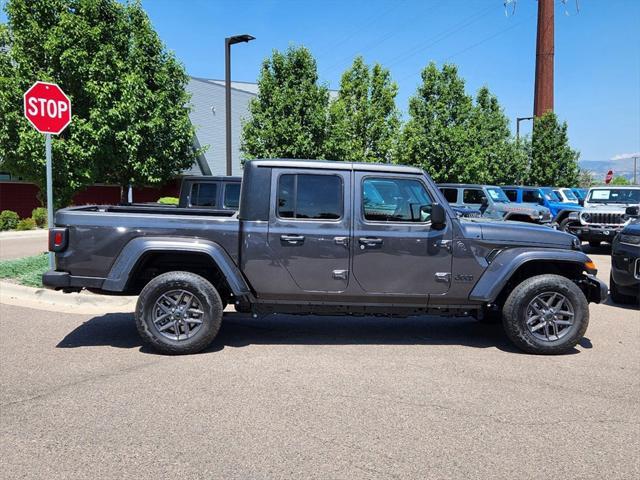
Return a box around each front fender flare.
[101,237,251,296]
[469,247,592,303]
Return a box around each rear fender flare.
[101,237,251,296]
[469,248,592,303]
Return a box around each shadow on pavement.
[57,312,589,356]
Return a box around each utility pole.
[533,0,554,117]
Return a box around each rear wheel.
[502,274,589,355]
[136,271,223,354]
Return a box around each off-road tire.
[588,240,601,248]
[502,274,589,355]
[610,273,639,305]
[136,271,223,355]
[559,217,576,233]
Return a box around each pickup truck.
[44,160,607,355]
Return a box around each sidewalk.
[0,229,48,260]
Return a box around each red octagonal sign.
[23,81,72,135]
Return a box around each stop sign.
[605,169,614,184]
[23,81,72,135]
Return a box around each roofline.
[438,183,500,188]
[247,159,425,174]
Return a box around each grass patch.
[0,254,49,287]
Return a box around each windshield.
[587,188,640,204]
[541,188,560,201]
[485,187,510,203]
[560,189,578,201]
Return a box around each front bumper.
[567,224,624,242]
[582,274,609,304]
[42,270,105,291]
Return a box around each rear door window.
[190,183,217,207]
[522,190,541,203]
[503,189,518,202]
[462,189,485,205]
[277,174,343,220]
[440,188,459,203]
[223,183,241,209]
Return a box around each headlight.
[618,233,640,246]
[580,212,591,223]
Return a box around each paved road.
[1,252,638,479]
[0,230,48,260]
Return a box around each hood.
[477,220,576,248]
[502,203,544,215]
[548,201,581,211]
[583,204,630,213]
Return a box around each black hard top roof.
[247,159,424,175]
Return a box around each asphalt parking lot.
[1,248,638,479]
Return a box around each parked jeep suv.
[502,186,582,230]
[565,186,640,247]
[439,184,552,225]
[610,215,640,304]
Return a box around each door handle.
[334,236,349,246]
[359,237,383,248]
[280,234,305,244]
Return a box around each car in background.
[502,185,582,231]
[438,184,553,225]
[554,187,580,204]
[565,186,640,247]
[571,188,588,206]
[610,210,640,305]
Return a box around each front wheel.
[136,271,223,355]
[559,217,576,232]
[502,274,589,355]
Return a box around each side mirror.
[430,203,446,230]
[625,205,639,217]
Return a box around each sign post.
[23,81,72,269]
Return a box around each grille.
[584,212,624,225]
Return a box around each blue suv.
[502,186,583,230]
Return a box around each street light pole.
[516,116,534,141]
[225,34,255,177]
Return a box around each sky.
[3,0,639,162]
[138,0,639,163]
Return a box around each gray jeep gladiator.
[43,160,607,355]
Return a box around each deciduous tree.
[241,46,329,161]
[325,56,399,163]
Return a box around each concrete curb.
[0,280,136,314]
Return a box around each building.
[186,77,258,176]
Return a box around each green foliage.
[241,46,329,160]
[0,210,19,230]
[528,111,580,187]
[398,63,523,184]
[0,253,48,287]
[31,207,47,227]
[157,196,178,205]
[577,169,595,188]
[325,56,400,163]
[610,175,630,185]
[0,0,198,207]
[16,217,36,230]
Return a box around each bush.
[31,207,48,228]
[16,218,37,231]
[0,210,19,230]
[158,196,179,205]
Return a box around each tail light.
[49,227,68,252]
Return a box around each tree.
[241,46,329,161]
[577,169,595,188]
[467,86,526,184]
[528,111,580,187]
[0,0,198,206]
[610,175,630,185]
[325,56,399,163]
[397,63,473,183]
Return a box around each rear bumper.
[42,270,105,291]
